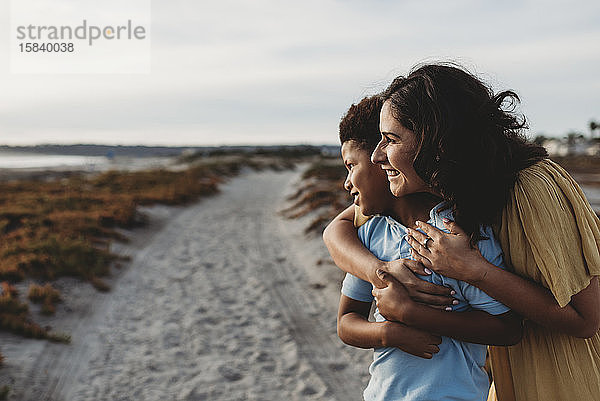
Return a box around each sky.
[0,0,599,146]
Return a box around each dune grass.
[552,155,600,175]
[0,282,67,342]
[28,283,61,315]
[0,153,299,343]
[283,158,350,234]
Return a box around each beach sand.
[0,168,371,400]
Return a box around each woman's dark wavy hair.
[380,63,548,244]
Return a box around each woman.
[323,63,600,401]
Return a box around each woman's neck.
[388,192,443,230]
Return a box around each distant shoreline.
[0,144,340,158]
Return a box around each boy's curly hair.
[339,96,383,153]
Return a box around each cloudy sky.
[0,0,599,146]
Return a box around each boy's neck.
[386,193,442,230]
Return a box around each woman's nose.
[371,139,386,164]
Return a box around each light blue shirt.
[341,203,510,401]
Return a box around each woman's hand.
[372,269,415,322]
[381,258,456,309]
[404,220,487,283]
[381,321,442,359]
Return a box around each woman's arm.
[406,221,600,338]
[372,270,523,345]
[323,205,455,307]
[337,294,442,359]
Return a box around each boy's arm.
[323,205,455,307]
[337,294,442,359]
[372,270,523,346]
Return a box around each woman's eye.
[380,135,394,146]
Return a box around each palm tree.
[590,120,599,139]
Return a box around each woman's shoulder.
[513,158,591,210]
[503,158,600,306]
[517,158,564,184]
[516,158,582,188]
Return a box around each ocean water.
[0,152,108,169]
[0,152,174,172]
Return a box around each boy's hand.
[372,269,413,322]
[381,321,442,359]
[381,259,456,309]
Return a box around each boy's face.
[341,140,395,216]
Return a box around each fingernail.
[442,218,451,223]
[450,290,456,295]
[445,307,452,311]
[415,221,421,226]
[424,268,432,275]
[376,269,385,276]
[452,300,459,305]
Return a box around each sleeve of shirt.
[341,273,374,303]
[498,159,600,307]
[340,220,376,303]
[460,225,511,315]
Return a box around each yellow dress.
[355,159,600,400]
[489,159,600,401]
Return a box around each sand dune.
[0,168,371,400]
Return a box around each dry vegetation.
[0,282,66,342]
[551,156,600,217]
[552,155,600,187]
[551,155,600,175]
[282,157,350,234]
[28,283,61,315]
[0,153,302,342]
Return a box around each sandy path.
[1,168,371,401]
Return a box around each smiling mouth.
[383,168,400,177]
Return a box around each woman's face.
[371,100,430,198]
